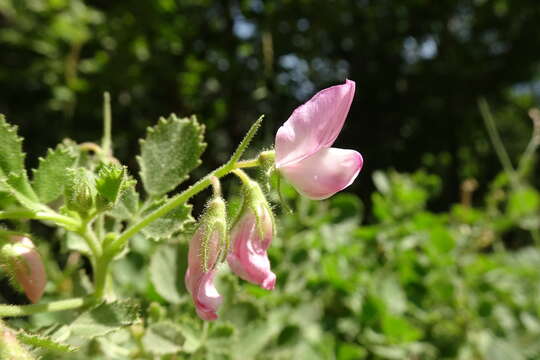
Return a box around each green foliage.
[149,243,187,303]
[141,321,185,355]
[138,115,206,196]
[140,198,194,241]
[66,300,140,339]
[32,145,78,203]
[0,115,25,179]
[16,331,77,354]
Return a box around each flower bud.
[227,178,276,290]
[1,236,46,303]
[64,168,97,216]
[185,197,227,321]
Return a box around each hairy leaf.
[149,243,188,303]
[138,114,206,196]
[0,115,25,179]
[17,331,77,353]
[32,145,77,203]
[142,321,185,355]
[68,300,140,339]
[141,198,194,240]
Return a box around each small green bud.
[95,163,135,210]
[64,168,97,217]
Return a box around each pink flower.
[275,79,363,200]
[227,204,276,290]
[10,236,46,304]
[185,224,223,321]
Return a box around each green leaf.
[32,144,77,203]
[141,321,185,355]
[68,300,140,339]
[6,171,38,202]
[381,314,423,343]
[149,243,188,303]
[17,331,77,353]
[141,198,194,240]
[0,176,42,211]
[138,114,206,196]
[338,343,367,360]
[0,115,25,179]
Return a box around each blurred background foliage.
[2,0,540,203]
[1,0,540,359]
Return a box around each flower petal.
[194,271,222,321]
[185,226,223,321]
[275,79,355,168]
[279,147,363,200]
[227,210,276,290]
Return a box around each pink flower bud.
[227,204,276,290]
[275,79,363,200]
[9,236,46,304]
[185,199,226,321]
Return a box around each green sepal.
[197,197,228,271]
[95,163,135,211]
[138,114,206,196]
[237,176,276,241]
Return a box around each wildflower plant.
[0,81,361,356]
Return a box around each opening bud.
[185,197,228,321]
[1,236,46,303]
[228,174,276,290]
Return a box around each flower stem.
[102,91,112,157]
[235,158,260,168]
[210,176,222,197]
[78,221,102,258]
[110,116,266,254]
[110,163,233,254]
[478,99,518,185]
[0,297,92,318]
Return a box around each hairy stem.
[78,221,102,258]
[0,209,80,229]
[0,297,92,318]
[110,117,265,254]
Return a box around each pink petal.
[185,228,223,321]
[275,79,355,168]
[194,271,222,321]
[227,209,276,290]
[279,147,363,200]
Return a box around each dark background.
[1,0,539,211]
